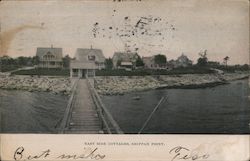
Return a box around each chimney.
[90,45,93,49]
[51,44,53,48]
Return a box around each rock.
[94,73,249,95]
[0,75,71,95]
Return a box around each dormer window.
[43,52,55,60]
[88,55,95,61]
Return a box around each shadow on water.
[102,79,250,134]
[0,90,68,133]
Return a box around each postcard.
[0,0,249,161]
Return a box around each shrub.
[12,68,70,76]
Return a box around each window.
[50,62,55,65]
[43,52,55,60]
[88,55,95,61]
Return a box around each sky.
[0,0,249,65]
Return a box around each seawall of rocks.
[0,72,249,96]
[0,75,72,95]
[94,73,249,95]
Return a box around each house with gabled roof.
[112,52,139,70]
[167,54,193,69]
[36,45,63,68]
[142,56,154,69]
[174,54,193,68]
[70,47,105,78]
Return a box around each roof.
[177,54,192,63]
[36,47,63,59]
[70,60,97,69]
[112,52,138,61]
[75,48,105,62]
[142,56,154,66]
[121,61,133,66]
[142,56,154,61]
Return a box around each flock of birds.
[92,9,177,53]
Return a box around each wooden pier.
[59,78,123,134]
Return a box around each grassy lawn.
[10,65,249,77]
[12,68,70,76]
[213,65,250,73]
[0,65,21,72]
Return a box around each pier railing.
[86,78,123,134]
[59,78,79,133]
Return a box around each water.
[0,90,68,133]
[1,79,249,134]
[102,79,250,134]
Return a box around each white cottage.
[70,48,105,78]
[36,46,63,68]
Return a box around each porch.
[70,68,95,78]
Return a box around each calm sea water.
[0,90,68,133]
[1,79,249,134]
[102,79,250,134]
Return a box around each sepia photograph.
[0,0,249,135]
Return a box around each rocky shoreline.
[0,75,72,95]
[94,73,250,95]
[0,72,249,96]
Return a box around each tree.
[0,55,16,66]
[116,59,122,67]
[17,56,27,66]
[223,56,229,66]
[242,64,249,70]
[105,58,113,69]
[197,50,208,66]
[62,55,71,68]
[32,56,40,66]
[1,55,11,65]
[154,54,166,67]
[135,56,144,67]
